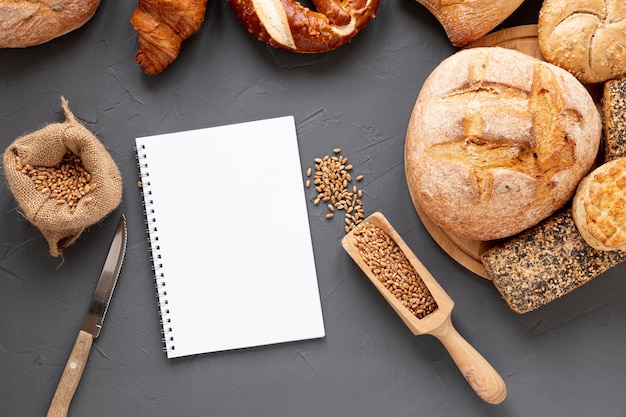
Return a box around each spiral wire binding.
[136,144,175,354]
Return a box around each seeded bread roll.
[603,77,626,161]
[572,157,626,251]
[482,208,626,314]
[405,47,601,241]
[0,0,101,48]
[538,0,626,83]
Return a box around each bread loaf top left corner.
[0,0,101,48]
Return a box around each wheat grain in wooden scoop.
[342,212,506,404]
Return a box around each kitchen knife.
[46,213,127,417]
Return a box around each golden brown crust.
[572,157,626,251]
[415,0,524,47]
[538,0,626,84]
[227,0,379,53]
[405,47,601,241]
[130,0,208,75]
[0,0,101,48]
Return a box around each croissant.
[130,0,208,75]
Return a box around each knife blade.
[46,213,127,417]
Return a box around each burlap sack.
[3,97,122,257]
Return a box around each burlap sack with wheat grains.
[3,98,122,257]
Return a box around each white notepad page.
[136,116,325,358]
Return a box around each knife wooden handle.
[46,330,94,417]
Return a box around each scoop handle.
[432,316,506,404]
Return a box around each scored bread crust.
[0,0,101,48]
[572,157,626,251]
[405,47,601,241]
[227,0,379,53]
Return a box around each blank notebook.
[136,116,325,359]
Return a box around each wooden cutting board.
[413,25,543,279]
[465,24,543,60]
[412,199,497,278]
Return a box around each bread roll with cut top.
[405,47,601,241]
[538,0,626,84]
[572,157,626,251]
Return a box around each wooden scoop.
[342,212,506,404]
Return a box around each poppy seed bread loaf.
[405,47,601,241]
[482,208,626,314]
[603,77,626,162]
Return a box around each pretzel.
[227,0,380,53]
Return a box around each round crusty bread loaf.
[538,0,626,84]
[572,157,626,251]
[0,0,100,48]
[405,47,601,241]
